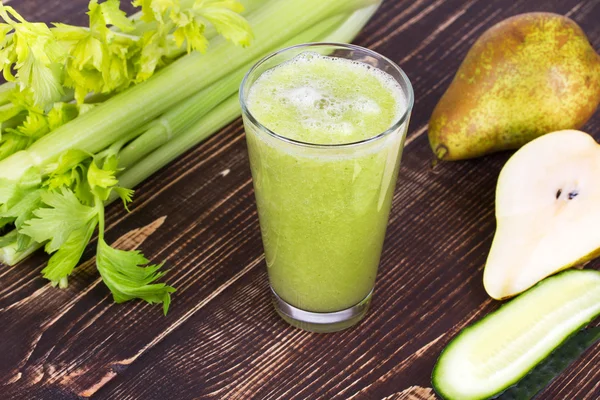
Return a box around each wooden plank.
[0,0,599,399]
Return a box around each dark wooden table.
[1,0,599,399]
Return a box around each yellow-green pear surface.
[484,130,600,299]
[429,13,600,160]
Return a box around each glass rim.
[239,42,415,149]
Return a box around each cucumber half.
[432,269,600,400]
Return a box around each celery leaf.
[47,102,80,130]
[194,0,253,47]
[0,166,41,209]
[0,133,32,160]
[53,0,137,103]
[96,238,176,314]
[88,159,118,189]
[42,219,97,287]
[87,158,119,201]
[0,188,42,228]
[5,111,50,138]
[135,31,168,82]
[0,5,66,107]
[20,187,97,253]
[113,186,134,211]
[100,0,135,32]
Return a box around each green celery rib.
[117,96,240,193]
[0,235,40,266]
[324,3,380,43]
[116,66,250,169]
[0,0,377,183]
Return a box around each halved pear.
[484,130,600,299]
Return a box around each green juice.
[245,52,407,313]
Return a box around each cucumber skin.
[431,269,600,400]
[497,326,600,400]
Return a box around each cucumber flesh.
[497,326,600,400]
[432,270,600,400]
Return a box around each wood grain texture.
[1,0,599,399]
[381,387,435,400]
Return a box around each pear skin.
[429,13,600,161]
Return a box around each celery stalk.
[117,66,250,169]
[0,235,40,266]
[117,96,240,193]
[323,4,380,42]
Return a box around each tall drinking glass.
[240,43,414,333]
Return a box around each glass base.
[271,288,372,333]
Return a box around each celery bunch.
[0,0,380,313]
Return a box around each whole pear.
[429,13,600,161]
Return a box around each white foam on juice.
[247,52,406,145]
[286,86,323,108]
[354,96,381,114]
